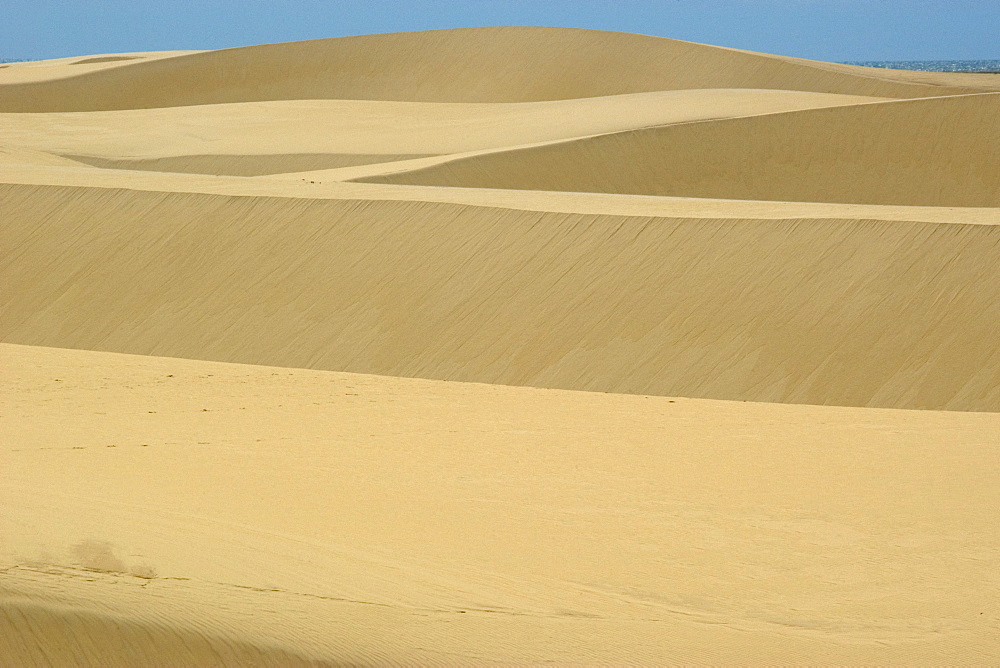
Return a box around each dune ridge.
[1,160,997,225]
[3,26,1000,665]
[0,90,889,172]
[361,92,1000,207]
[2,27,998,113]
[4,182,999,411]
[1,601,333,668]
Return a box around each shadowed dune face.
[1,27,997,112]
[1,28,997,411]
[363,93,1000,207]
[0,602,334,667]
[3,26,1000,666]
[71,56,142,65]
[0,145,93,168]
[0,90,890,170]
[3,183,999,411]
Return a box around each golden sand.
[2,27,998,665]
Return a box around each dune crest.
[3,27,999,665]
[3,183,1000,410]
[0,90,890,175]
[361,93,1000,207]
[2,27,998,112]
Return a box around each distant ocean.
[842,60,1000,73]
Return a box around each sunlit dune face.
[3,27,999,666]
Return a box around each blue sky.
[3,1,998,63]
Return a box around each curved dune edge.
[0,89,890,162]
[64,153,438,177]
[359,92,1000,207]
[0,599,333,668]
[4,26,999,667]
[3,343,999,665]
[2,27,998,112]
[70,56,142,65]
[3,183,1000,410]
[2,165,997,225]
[0,145,94,169]
[0,51,198,84]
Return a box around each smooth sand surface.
[3,344,999,665]
[0,91,890,159]
[1,162,997,225]
[362,93,1000,207]
[4,183,1000,410]
[2,27,999,665]
[0,51,199,84]
[4,88,888,176]
[3,28,1000,113]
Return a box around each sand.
[2,26,999,665]
[361,93,1000,207]
[4,343,999,665]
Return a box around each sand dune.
[4,182,1000,410]
[0,51,198,84]
[4,158,996,226]
[363,92,1000,207]
[3,343,999,665]
[2,28,998,113]
[0,92,890,156]
[3,26,999,665]
[0,90,888,176]
[2,602,329,668]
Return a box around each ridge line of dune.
[151,26,991,95]
[2,180,999,228]
[357,92,1000,207]
[345,91,987,182]
[5,183,1000,410]
[1,177,996,226]
[352,90,998,175]
[3,27,996,113]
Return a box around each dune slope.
[1,602,331,668]
[3,27,1000,665]
[3,183,999,410]
[362,92,1000,207]
[0,90,887,174]
[3,343,999,665]
[1,27,996,112]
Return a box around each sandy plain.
[2,26,999,665]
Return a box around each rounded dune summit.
[1,27,999,112]
[2,26,999,667]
